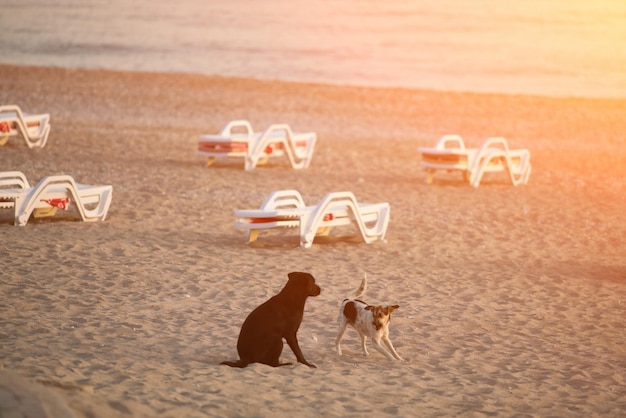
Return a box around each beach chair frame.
[418,135,531,187]
[0,171,113,226]
[198,120,316,170]
[0,105,50,148]
[234,190,390,248]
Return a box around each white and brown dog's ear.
[365,305,399,312]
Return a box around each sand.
[0,64,625,417]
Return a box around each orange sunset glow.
[1,0,625,417]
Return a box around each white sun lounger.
[234,190,390,248]
[198,120,317,171]
[0,105,50,148]
[418,135,531,187]
[0,171,113,226]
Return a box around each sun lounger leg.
[469,169,481,187]
[33,207,58,218]
[426,170,435,184]
[248,230,260,243]
[316,226,331,236]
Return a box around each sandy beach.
[1,64,625,417]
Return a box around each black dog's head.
[287,271,321,297]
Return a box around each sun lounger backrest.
[0,104,50,148]
[219,120,254,137]
[260,189,306,210]
[435,134,466,150]
[0,171,31,189]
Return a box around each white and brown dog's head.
[365,304,399,330]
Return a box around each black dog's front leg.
[285,333,316,368]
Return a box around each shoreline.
[1,64,625,417]
[4,63,626,102]
[4,52,626,100]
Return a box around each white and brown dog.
[335,275,403,361]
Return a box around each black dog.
[221,271,321,368]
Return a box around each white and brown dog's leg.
[371,336,398,360]
[382,335,403,361]
[335,314,349,355]
[359,333,370,356]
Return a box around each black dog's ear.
[288,271,313,282]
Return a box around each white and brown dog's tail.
[345,273,367,300]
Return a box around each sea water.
[1,0,625,98]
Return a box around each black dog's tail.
[221,360,248,368]
[221,360,294,368]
